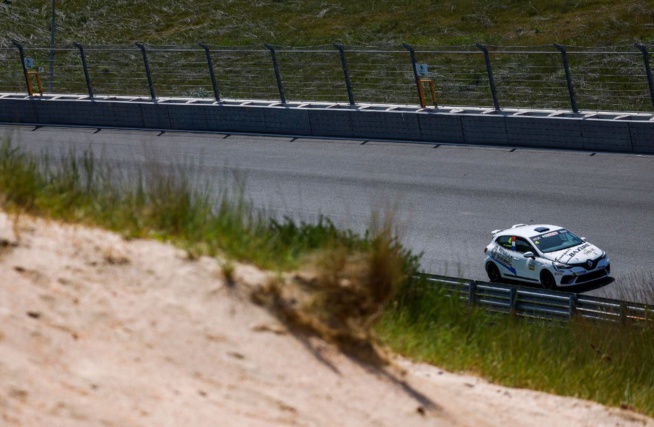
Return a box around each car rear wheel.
[486,262,501,282]
[540,271,557,290]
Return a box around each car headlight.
[553,261,570,271]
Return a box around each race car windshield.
[529,229,584,253]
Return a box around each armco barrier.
[1,94,654,154]
[419,273,654,324]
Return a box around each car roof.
[492,224,565,239]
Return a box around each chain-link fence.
[1,42,653,113]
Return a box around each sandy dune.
[0,212,651,427]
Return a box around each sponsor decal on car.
[564,243,591,259]
[583,247,596,255]
[490,246,517,275]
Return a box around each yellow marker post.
[418,78,437,108]
[25,70,43,96]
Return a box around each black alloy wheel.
[486,262,501,282]
[540,271,557,290]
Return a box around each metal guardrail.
[419,273,654,324]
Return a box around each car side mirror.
[581,237,587,242]
[523,251,535,259]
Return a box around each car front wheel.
[540,271,557,290]
[486,262,501,282]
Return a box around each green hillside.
[1,0,654,47]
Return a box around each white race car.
[484,224,611,289]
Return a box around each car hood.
[541,242,603,264]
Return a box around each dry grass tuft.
[252,214,409,367]
[221,260,236,287]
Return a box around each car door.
[512,237,540,282]
[492,235,520,278]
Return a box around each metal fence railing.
[418,273,654,324]
[2,42,654,113]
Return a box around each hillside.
[1,211,652,426]
[1,0,654,47]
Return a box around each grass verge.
[2,0,653,47]
[376,279,654,416]
[0,138,408,271]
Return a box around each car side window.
[496,236,533,254]
[515,238,534,254]
[496,236,512,249]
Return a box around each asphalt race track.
[2,124,653,301]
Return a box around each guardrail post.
[468,280,477,307]
[403,43,424,108]
[509,288,518,316]
[568,294,577,320]
[475,43,500,111]
[135,42,156,101]
[199,43,221,102]
[264,43,286,104]
[73,42,94,99]
[634,43,654,110]
[553,44,578,113]
[11,40,31,96]
[619,301,628,326]
[333,43,355,106]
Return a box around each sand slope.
[0,212,651,427]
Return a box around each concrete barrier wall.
[0,97,653,154]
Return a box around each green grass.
[1,0,653,48]
[0,138,413,271]
[377,281,654,416]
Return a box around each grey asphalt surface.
[2,124,653,301]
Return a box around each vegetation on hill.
[1,140,653,417]
[1,0,654,47]
[378,281,654,416]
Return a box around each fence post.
[264,43,286,104]
[634,43,654,110]
[11,40,31,96]
[475,43,500,111]
[468,280,477,307]
[333,43,355,106]
[402,43,424,109]
[73,42,94,99]
[49,0,55,92]
[199,43,221,102]
[553,43,578,113]
[135,42,156,101]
